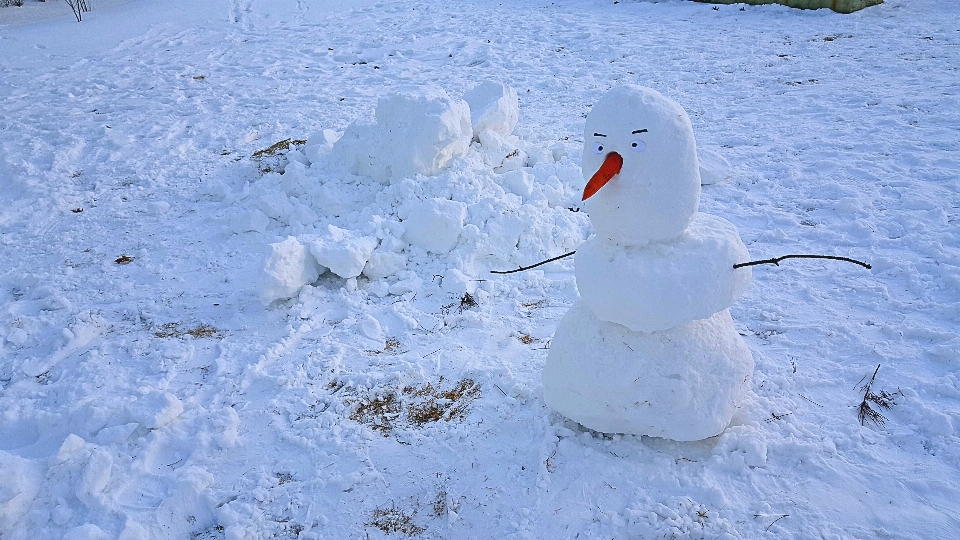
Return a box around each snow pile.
[244,83,589,305]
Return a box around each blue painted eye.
[593,143,604,154]
[630,140,646,152]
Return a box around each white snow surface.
[576,212,752,332]
[2,0,960,539]
[544,303,753,441]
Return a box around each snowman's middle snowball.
[576,212,752,333]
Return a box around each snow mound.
[331,86,472,182]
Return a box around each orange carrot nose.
[582,152,623,201]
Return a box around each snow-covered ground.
[2,0,959,538]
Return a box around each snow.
[463,81,521,140]
[575,213,752,332]
[331,87,472,181]
[303,224,378,279]
[259,236,322,304]
[401,197,468,254]
[543,303,753,441]
[2,0,960,538]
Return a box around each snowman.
[542,85,754,441]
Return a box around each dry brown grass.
[366,338,405,355]
[251,138,307,159]
[366,506,424,536]
[154,322,221,340]
[251,138,307,174]
[333,377,481,436]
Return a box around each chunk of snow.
[303,225,379,279]
[362,250,407,279]
[232,208,270,234]
[0,451,42,530]
[304,129,342,164]
[402,198,466,254]
[358,314,384,341]
[259,236,323,304]
[502,169,534,199]
[332,87,472,181]
[388,275,423,296]
[463,81,519,139]
[76,448,113,507]
[698,147,732,186]
[440,268,477,296]
[62,524,110,540]
[135,391,184,429]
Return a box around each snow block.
[0,451,42,530]
[62,524,111,540]
[259,236,323,304]
[463,81,520,139]
[543,302,753,441]
[362,250,407,280]
[576,213,751,332]
[402,198,467,254]
[502,169,534,199]
[303,224,379,279]
[136,391,184,429]
[332,87,472,181]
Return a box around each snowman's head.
[582,85,701,246]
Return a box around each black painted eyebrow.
[593,133,607,137]
[632,129,648,134]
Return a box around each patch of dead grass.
[366,506,424,537]
[154,322,222,339]
[333,377,481,435]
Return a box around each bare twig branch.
[734,254,871,270]
[490,251,576,274]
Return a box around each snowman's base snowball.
[577,212,751,333]
[543,301,753,441]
